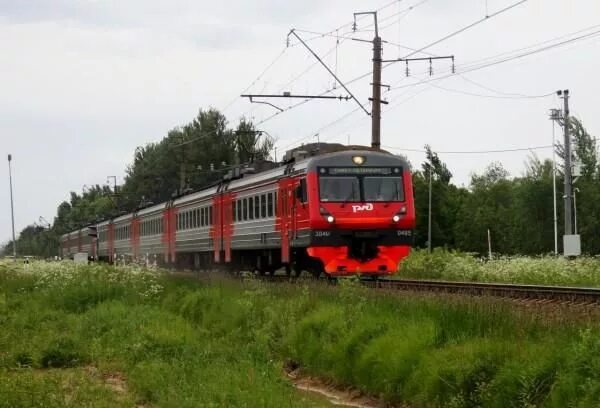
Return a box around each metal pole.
[487,229,492,260]
[7,154,16,260]
[427,160,432,253]
[560,89,573,236]
[574,188,578,235]
[372,35,382,149]
[552,121,558,255]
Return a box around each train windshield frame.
[318,167,405,203]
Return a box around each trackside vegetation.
[399,248,600,287]
[1,261,600,407]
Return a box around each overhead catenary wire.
[256,0,530,128]
[417,78,554,99]
[221,47,288,113]
[386,26,600,93]
[382,144,554,154]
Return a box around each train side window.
[192,210,197,228]
[209,206,213,225]
[242,199,247,221]
[232,201,237,222]
[267,193,273,217]
[261,194,267,218]
[248,197,254,220]
[200,208,205,227]
[237,199,242,222]
[197,209,201,227]
[254,196,260,219]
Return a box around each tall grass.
[1,260,600,407]
[399,248,600,287]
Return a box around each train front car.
[305,150,415,277]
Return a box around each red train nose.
[307,245,411,275]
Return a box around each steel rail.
[364,278,600,303]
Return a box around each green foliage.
[2,261,600,406]
[399,248,600,287]
[3,108,275,258]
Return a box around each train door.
[278,178,300,264]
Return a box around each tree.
[412,146,465,249]
[454,163,516,254]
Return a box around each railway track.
[184,270,600,305]
[362,278,600,304]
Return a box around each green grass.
[398,248,600,287]
[1,260,600,407]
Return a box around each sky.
[1,0,599,243]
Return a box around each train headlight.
[392,215,401,223]
[352,155,366,165]
[326,215,335,223]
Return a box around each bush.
[399,248,600,287]
[40,337,85,368]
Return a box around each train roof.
[306,149,408,171]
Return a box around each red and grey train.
[60,148,416,276]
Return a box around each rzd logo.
[352,203,374,213]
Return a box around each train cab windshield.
[318,167,404,202]
[363,177,404,201]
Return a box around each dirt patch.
[285,361,401,408]
[85,366,147,407]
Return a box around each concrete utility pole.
[7,154,16,260]
[552,120,558,255]
[372,33,382,149]
[558,89,573,236]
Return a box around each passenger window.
[255,196,260,219]
[248,197,254,220]
[232,201,237,222]
[267,193,274,217]
[209,206,213,225]
[261,194,267,218]
[237,199,242,222]
[243,199,247,221]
